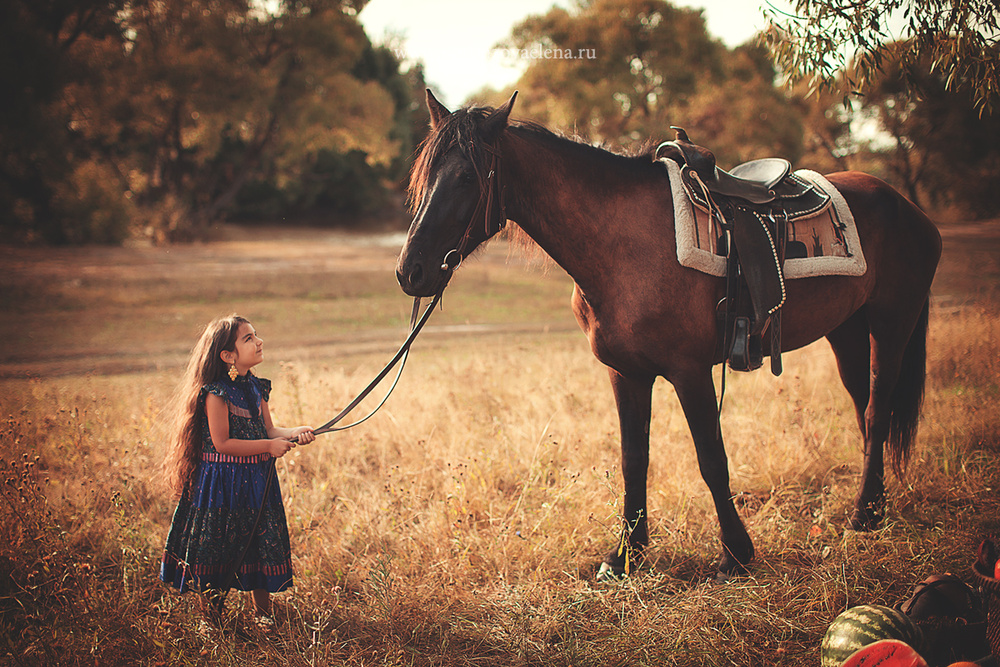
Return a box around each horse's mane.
[407,103,656,214]
[406,104,658,264]
[408,106,489,213]
[509,120,658,162]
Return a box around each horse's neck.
[502,127,654,289]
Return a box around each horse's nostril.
[409,263,423,288]
[396,263,424,291]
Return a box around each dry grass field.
[1,219,999,666]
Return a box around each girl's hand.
[292,427,316,445]
[267,438,297,458]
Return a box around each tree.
[115,0,400,240]
[0,0,416,245]
[0,0,137,244]
[678,42,808,166]
[858,42,1000,217]
[764,0,1000,114]
[786,83,856,175]
[495,0,806,166]
[233,40,429,225]
[499,0,725,145]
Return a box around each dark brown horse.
[396,90,942,579]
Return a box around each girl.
[161,314,314,624]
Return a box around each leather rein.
[214,137,506,617]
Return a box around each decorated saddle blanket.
[660,158,867,279]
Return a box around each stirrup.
[729,316,763,372]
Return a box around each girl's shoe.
[253,614,276,633]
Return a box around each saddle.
[656,127,831,375]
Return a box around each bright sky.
[358,0,789,109]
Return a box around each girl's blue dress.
[160,373,293,594]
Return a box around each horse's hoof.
[715,561,750,577]
[712,570,734,584]
[715,548,753,577]
[849,508,884,532]
[849,517,879,532]
[595,562,628,584]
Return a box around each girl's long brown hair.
[163,314,249,497]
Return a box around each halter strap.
[441,138,506,271]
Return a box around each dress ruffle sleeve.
[255,376,271,403]
[202,381,228,402]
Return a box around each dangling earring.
[228,363,239,381]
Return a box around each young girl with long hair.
[161,314,314,624]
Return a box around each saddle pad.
[663,158,867,279]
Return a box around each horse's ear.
[426,89,450,130]
[483,90,518,141]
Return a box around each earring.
[228,363,239,381]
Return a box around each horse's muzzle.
[395,258,447,297]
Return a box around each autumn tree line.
[2,0,997,246]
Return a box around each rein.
[214,138,506,619]
[313,293,441,435]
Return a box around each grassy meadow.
[1,220,999,666]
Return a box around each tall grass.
[1,227,998,665]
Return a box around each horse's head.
[395,89,518,297]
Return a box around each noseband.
[440,139,507,272]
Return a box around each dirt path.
[1,219,994,379]
[0,228,577,379]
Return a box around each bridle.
[214,136,507,619]
[439,138,507,273]
[308,135,505,437]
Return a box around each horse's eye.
[460,168,475,185]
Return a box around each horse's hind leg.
[829,298,930,530]
[824,177,940,530]
[826,308,883,529]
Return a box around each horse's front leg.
[597,370,654,581]
[673,365,754,575]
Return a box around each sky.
[358,0,790,109]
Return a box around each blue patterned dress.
[160,373,293,594]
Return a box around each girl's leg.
[249,589,270,616]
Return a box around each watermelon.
[840,639,928,667]
[821,605,924,667]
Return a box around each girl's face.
[223,322,264,373]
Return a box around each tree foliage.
[495,0,806,166]
[6,0,997,245]
[857,41,1000,217]
[764,0,1000,114]
[761,0,1000,219]
[0,0,422,245]
[490,0,999,218]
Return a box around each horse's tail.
[887,298,930,477]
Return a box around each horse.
[395,89,942,579]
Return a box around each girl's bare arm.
[206,394,298,457]
[261,401,315,444]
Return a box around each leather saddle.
[658,127,791,204]
[656,127,831,375]
[657,127,829,220]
